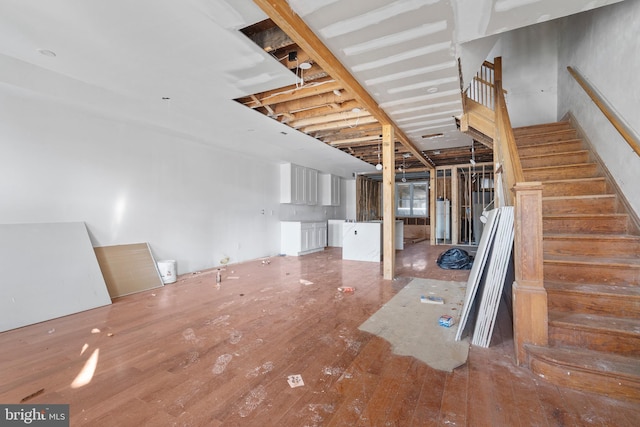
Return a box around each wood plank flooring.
[1,242,638,426]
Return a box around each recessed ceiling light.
[333,89,341,96]
[351,108,361,113]
[37,48,56,57]
[298,62,312,70]
[426,87,438,94]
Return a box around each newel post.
[512,181,548,365]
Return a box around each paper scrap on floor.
[287,374,304,388]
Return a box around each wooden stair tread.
[544,213,628,219]
[544,255,640,267]
[523,162,596,172]
[542,176,605,184]
[543,194,616,202]
[514,121,572,133]
[549,312,640,337]
[520,149,589,160]
[525,344,640,379]
[544,233,640,242]
[545,281,640,297]
[516,128,576,139]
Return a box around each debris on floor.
[337,287,355,293]
[20,388,44,403]
[287,374,304,388]
[420,295,444,304]
[439,315,454,327]
[299,279,314,286]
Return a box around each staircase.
[513,121,640,402]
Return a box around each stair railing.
[466,57,548,364]
[567,66,640,157]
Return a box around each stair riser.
[543,197,618,215]
[516,130,578,146]
[528,357,640,402]
[521,152,590,169]
[549,327,640,357]
[524,164,599,181]
[518,140,585,157]
[547,292,640,317]
[542,180,607,197]
[544,239,640,259]
[543,217,629,234]
[544,262,640,286]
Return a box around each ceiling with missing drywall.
[0,0,625,176]
[236,0,624,169]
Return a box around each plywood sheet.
[94,243,164,298]
[0,222,111,333]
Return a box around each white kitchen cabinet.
[306,168,318,205]
[280,163,318,205]
[281,221,327,256]
[319,174,341,206]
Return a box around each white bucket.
[157,260,177,284]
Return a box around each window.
[396,181,428,217]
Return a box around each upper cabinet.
[319,173,341,206]
[280,163,318,205]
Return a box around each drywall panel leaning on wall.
[0,222,111,332]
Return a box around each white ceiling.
[0,0,624,178]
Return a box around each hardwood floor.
[1,242,638,426]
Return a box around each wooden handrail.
[493,57,524,206]
[567,66,640,156]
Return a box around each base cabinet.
[281,221,327,256]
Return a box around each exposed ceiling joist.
[252,0,433,170]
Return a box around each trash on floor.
[287,374,304,388]
[337,287,355,293]
[436,248,473,270]
[20,388,44,403]
[421,295,444,304]
[299,279,314,286]
[439,315,454,327]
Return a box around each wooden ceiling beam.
[285,99,360,121]
[252,0,432,169]
[260,80,344,106]
[301,115,378,133]
[271,92,352,115]
[289,109,369,129]
[245,75,334,105]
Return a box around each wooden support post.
[512,181,548,365]
[382,124,396,280]
[430,172,436,245]
[451,167,459,245]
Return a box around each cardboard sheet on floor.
[0,222,111,333]
[359,278,469,372]
[94,243,164,298]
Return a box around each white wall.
[0,85,283,274]
[558,0,640,216]
[488,20,559,128]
